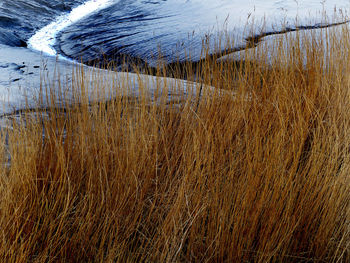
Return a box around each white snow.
[28,0,117,57]
[218,23,350,67]
[0,44,206,116]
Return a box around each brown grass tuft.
[0,25,350,262]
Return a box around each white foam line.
[28,0,115,57]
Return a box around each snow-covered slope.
[0,44,203,116]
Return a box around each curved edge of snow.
[27,0,116,57]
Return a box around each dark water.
[57,0,211,65]
[1,0,238,66]
[0,0,210,66]
[0,0,194,65]
[55,0,246,66]
[0,0,84,47]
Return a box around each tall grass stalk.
[0,25,350,262]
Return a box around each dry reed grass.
[0,24,350,262]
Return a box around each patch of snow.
[218,22,350,68]
[28,0,117,57]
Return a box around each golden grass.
[0,25,350,262]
